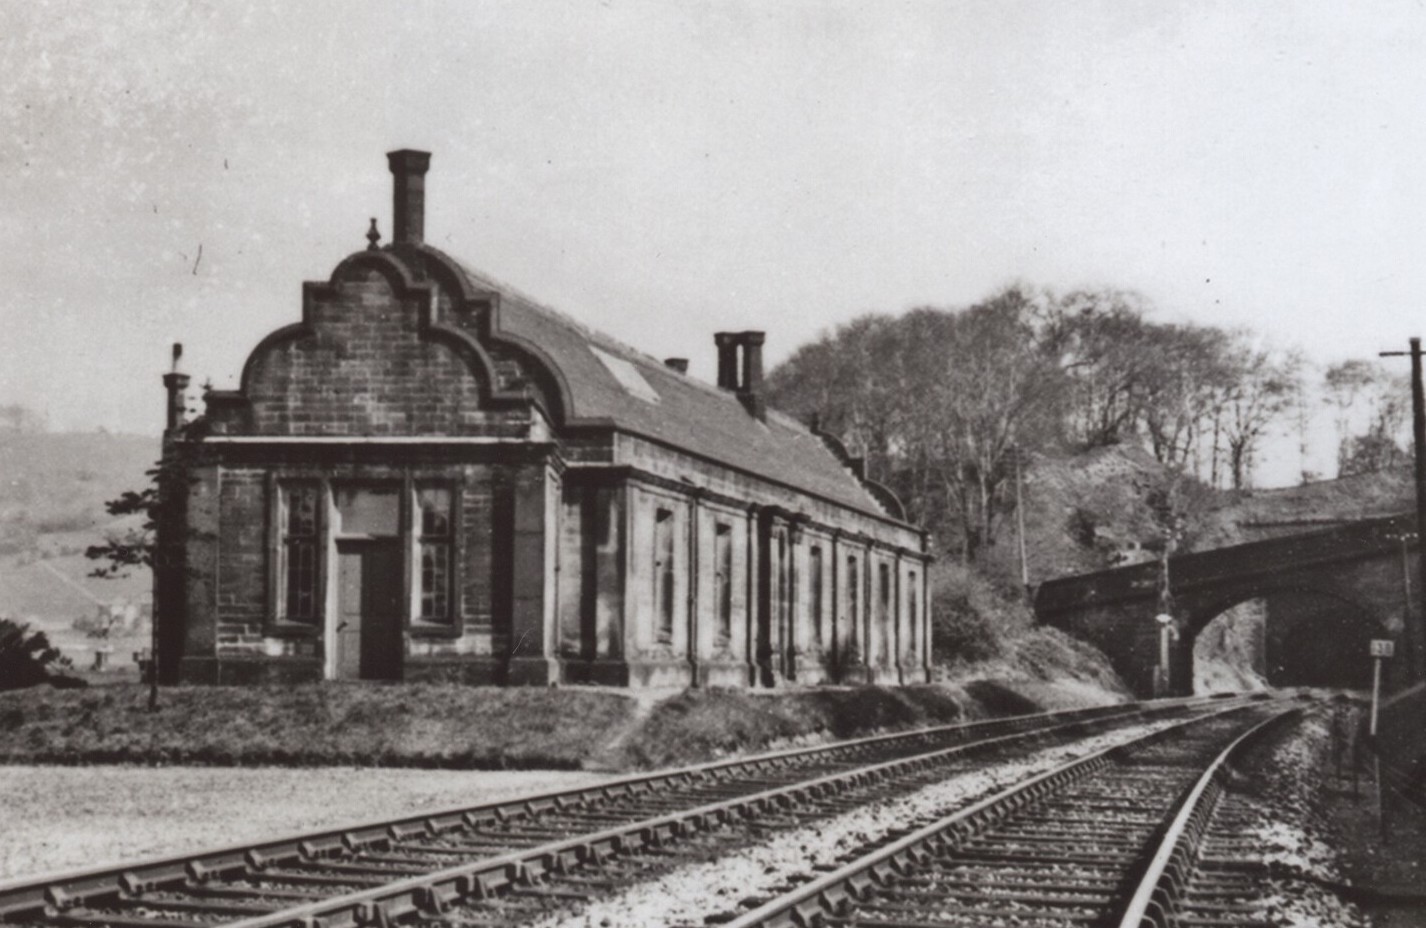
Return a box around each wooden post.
[1378,337,1426,680]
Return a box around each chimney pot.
[739,330,765,394]
[663,357,689,374]
[386,149,432,246]
[714,332,739,390]
[736,331,767,422]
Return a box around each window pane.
[287,486,318,536]
[420,541,450,620]
[334,486,400,536]
[810,548,823,647]
[286,539,317,620]
[419,487,452,537]
[715,524,732,644]
[655,509,674,643]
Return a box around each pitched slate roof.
[427,248,902,524]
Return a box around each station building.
[155,151,933,688]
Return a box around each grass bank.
[0,685,638,769]
[0,673,1128,771]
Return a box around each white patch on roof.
[589,345,660,404]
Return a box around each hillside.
[0,430,157,667]
[1003,446,1414,691]
[1195,466,1414,548]
[1010,447,1414,585]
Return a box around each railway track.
[713,696,1306,928]
[0,697,1245,928]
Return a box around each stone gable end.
[245,264,489,436]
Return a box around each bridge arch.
[1181,582,1390,691]
[1033,514,1423,696]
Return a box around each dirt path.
[0,765,618,882]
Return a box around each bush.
[0,618,82,690]
[930,562,1031,664]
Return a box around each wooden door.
[335,540,404,680]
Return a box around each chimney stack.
[663,357,689,374]
[386,149,432,245]
[162,342,190,433]
[737,331,766,421]
[739,331,765,394]
[714,333,739,390]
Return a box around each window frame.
[653,507,676,646]
[413,483,457,627]
[269,477,326,635]
[713,522,734,648]
[809,545,824,649]
[265,472,465,640]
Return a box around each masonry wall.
[244,268,487,436]
[178,455,560,685]
[552,432,933,689]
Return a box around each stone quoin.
[155,150,933,688]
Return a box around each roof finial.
[366,217,381,250]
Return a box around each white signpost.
[1154,613,1174,696]
[1369,638,1394,737]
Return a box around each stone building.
[155,151,932,688]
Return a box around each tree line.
[765,286,1408,564]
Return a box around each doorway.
[334,539,404,680]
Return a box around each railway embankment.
[0,674,1127,772]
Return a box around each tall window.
[714,523,733,646]
[879,563,891,663]
[281,484,320,622]
[846,555,859,648]
[809,547,823,648]
[908,571,918,655]
[418,487,453,622]
[777,532,789,641]
[654,508,675,644]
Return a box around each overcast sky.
[3,1,1424,485]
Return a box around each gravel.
[1,765,617,882]
[1236,712,1371,928]
[527,716,1192,928]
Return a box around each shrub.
[0,618,83,690]
[930,562,1031,664]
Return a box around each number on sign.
[1370,639,1395,659]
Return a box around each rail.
[0,695,1239,928]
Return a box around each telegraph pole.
[1379,337,1426,681]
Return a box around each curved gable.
[237,252,503,437]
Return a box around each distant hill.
[0,430,157,553]
[0,430,157,664]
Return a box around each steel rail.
[0,695,1240,927]
[1116,705,1303,928]
[0,699,1143,917]
[216,698,1228,928]
[710,695,1302,928]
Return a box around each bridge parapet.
[1036,513,1416,619]
[1035,513,1421,696]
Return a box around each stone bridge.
[1034,514,1424,696]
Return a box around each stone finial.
[366,217,381,250]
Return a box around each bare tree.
[1043,290,1155,449]
[1322,360,1411,477]
[1219,341,1301,489]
